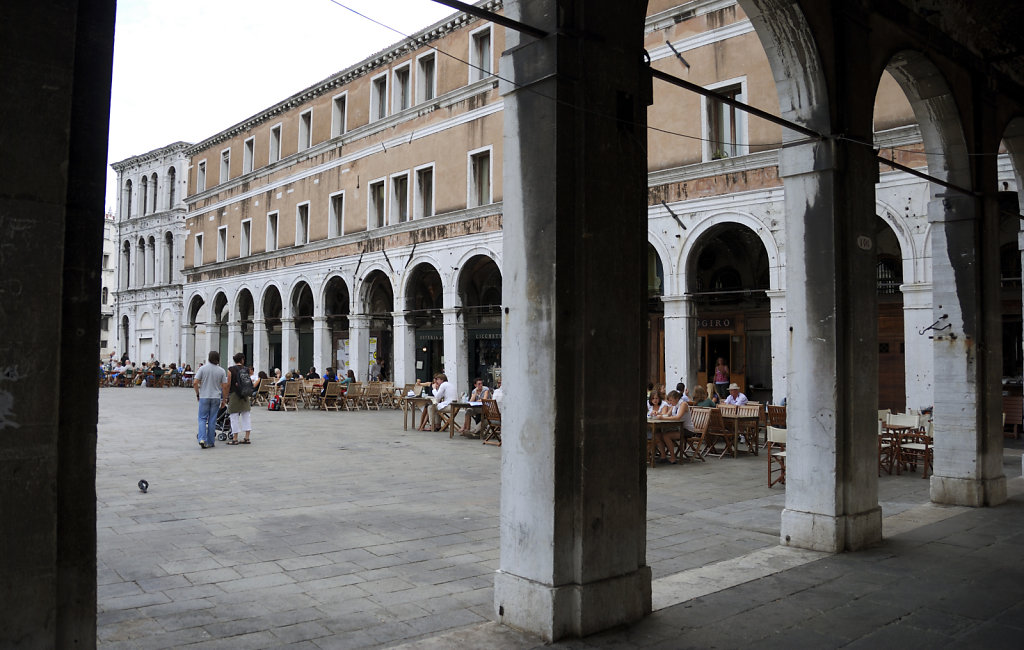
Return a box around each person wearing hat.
[724,383,748,405]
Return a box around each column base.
[780,506,882,552]
[930,474,1006,507]
[494,566,652,642]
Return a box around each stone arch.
[1002,116,1024,215]
[138,311,153,330]
[121,239,131,289]
[150,172,158,212]
[679,212,782,292]
[288,277,316,318]
[167,166,177,207]
[256,280,285,320]
[647,232,674,296]
[400,256,445,302]
[357,265,395,311]
[211,291,230,325]
[140,175,148,216]
[123,179,133,219]
[186,293,207,326]
[163,231,174,283]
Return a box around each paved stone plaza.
[97,388,1024,648]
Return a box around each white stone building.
[99,210,118,361]
[111,142,191,366]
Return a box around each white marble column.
[313,316,330,373]
[662,295,698,390]
[929,194,1006,507]
[204,324,220,360]
[280,318,298,374]
[778,139,882,553]
[349,315,371,381]
[900,282,934,411]
[392,311,416,386]
[767,290,788,404]
[226,322,242,360]
[180,323,194,369]
[252,319,269,374]
[442,307,466,394]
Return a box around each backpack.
[232,366,255,398]
[268,395,282,411]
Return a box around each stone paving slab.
[97,387,1023,647]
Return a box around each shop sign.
[698,317,733,329]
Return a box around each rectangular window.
[194,233,204,266]
[468,148,492,207]
[217,226,227,262]
[266,211,279,252]
[298,109,312,151]
[240,219,251,257]
[329,191,345,237]
[414,164,434,218]
[331,92,347,137]
[391,173,409,224]
[269,123,282,163]
[102,253,110,269]
[196,160,206,192]
[393,64,411,113]
[368,179,386,229]
[370,73,388,122]
[243,137,255,173]
[469,26,493,82]
[703,80,747,161]
[295,202,310,245]
[220,148,231,184]
[416,52,436,103]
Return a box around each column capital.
[349,314,371,327]
[659,294,694,305]
[312,315,327,324]
[777,139,837,179]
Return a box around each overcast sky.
[106,0,457,212]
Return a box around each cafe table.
[403,396,434,431]
[718,412,761,457]
[646,418,682,466]
[447,401,483,439]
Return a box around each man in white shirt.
[429,373,456,431]
[725,383,748,406]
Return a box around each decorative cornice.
[111,142,192,171]
[184,0,503,155]
[647,149,780,188]
[646,0,740,34]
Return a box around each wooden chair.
[280,380,301,411]
[682,407,710,462]
[342,383,362,411]
[878,419,896,476]
[765,405,786,448]
[320,381,342,411]
[704,408,738,458]
[481,398,502,446]
[736,404,761,452]
[899,419,933,479]
[767,426,787,487]
[251,379,272,406]
[1002,395,1022,438]
[878,408,891,422]
[360,383,380,410]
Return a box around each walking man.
[194,351,228,449]
[226,352,253,445]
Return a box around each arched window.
[151,173,159,212]
[140,176,148,216]
[164,231,174,283]
[124,180,133,219]
[121,240,131,289]
[167,167,176,207]
[102,287,108,304]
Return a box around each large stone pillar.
[204,324,220,360]
[900,282,934,410]
[767,290,788,403]
[442,307,466,393]
[180,323,195,369]
[778,138,882,552]
[280,318,298,374]
[313,316,330,373]
[392,311,416,386]
[493,1,651,641]
[929,193,1006,506]
[252,319,269,374]
[349,315,370,382]
[226,322,242,360]
[662,295,698,390]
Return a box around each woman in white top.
[647,392,669,418]
[651,390,694,464]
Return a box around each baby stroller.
[215,405,234,442]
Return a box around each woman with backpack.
[226,352,254,445]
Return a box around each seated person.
[705,382,720,405]
[462,377,491,435]
[675,382,690,402]
[691,385,716,408]
[725,383,748,405]
[340,369,355,387]
[320,367,338,397]
[305,366,320,380]
[647,391,669,418]
[649,390,695,465]
[428,373,457,432]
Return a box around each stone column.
[180,323,195,370]
[442,307,466,394]
[280,318,298,374]
[929,194,1006,506]
[662,295,698,389]
[778,138,883,553]
[204,324,220,360]
[252,319,269,374]
[493,1,651,640]
[767,290,788,404]
[392,311,416,386]
[900,282,934,410]
[313,316,329,373]
[226,322,242,360]
[349,314,370,381]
